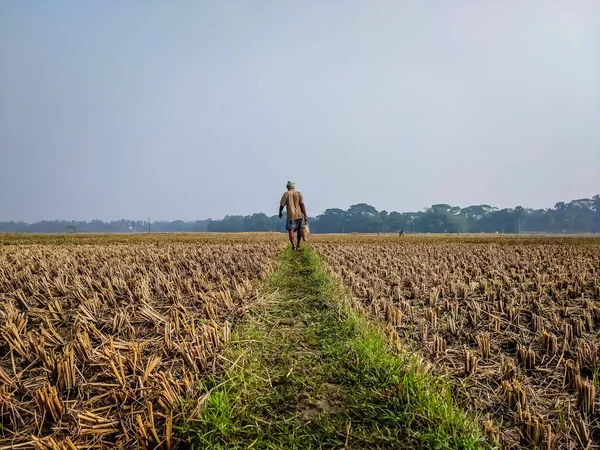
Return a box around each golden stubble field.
[2,233,599,449]
[0,234,284,449]
[313,235,600,449]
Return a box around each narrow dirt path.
[185,248,491,449]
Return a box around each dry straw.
[313,235,600,448]
[0,236,283,448]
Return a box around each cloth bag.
[302,222,310,241]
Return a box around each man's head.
[286,181,295,190]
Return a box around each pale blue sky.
[1,1,598,221]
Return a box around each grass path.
[183,247,493,449]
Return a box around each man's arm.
[300,203,307,221]
[279,192,288,219]
[298,192,307,221]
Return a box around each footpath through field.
[185,247,493,449]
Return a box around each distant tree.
[460,205,494,232]
[347,203,379,232]
[514,206,526,233]
[593,195,600,233]
[314,208,348,233]
[388,212,408,233]
[245,213,271,231]
[415,204,464,233]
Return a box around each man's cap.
[286,181,295,188]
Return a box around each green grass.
[181,247,495,449]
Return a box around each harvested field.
[314,235,600,449]
[0,235,283,449]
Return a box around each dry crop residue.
[313,235,600,449]
[0,236,283,449]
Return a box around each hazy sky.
[1,1,599,222]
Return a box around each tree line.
[1,194,598,234]
[0,219,211,234]
[309,196,600,234]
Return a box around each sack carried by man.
[301,221,310,241]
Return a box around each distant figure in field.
[399,230,405,237]
[279,181,308,250]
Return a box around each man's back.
[280,189,304,220]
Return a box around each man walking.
[279,181,308,250]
